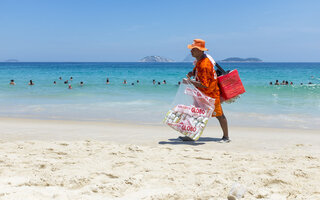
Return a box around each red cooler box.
[217,69,245,101]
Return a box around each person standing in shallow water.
[181,39,230,142]
[28,80,34,85]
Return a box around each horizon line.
[1,61,320,63]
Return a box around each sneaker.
[219,137,231,143]
[178,136,194,141]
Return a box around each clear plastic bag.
[228,183,246,200]
[163,78,215,141]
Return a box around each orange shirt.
[193,57,220,99]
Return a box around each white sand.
[0,118,319,199]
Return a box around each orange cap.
[187,39,208,51]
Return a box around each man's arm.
[187,71,195,78]
[183,77,207,88]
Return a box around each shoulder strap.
[215,63,227,75]
[205,53,227,75]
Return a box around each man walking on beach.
[181,39,230,142]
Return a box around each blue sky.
[0,0,319,62]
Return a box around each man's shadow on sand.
[158,137,221,146]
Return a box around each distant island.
[140,56,174,62]
[182,54,194,62]
[220,57,262,62]
[4,59,19,62]
[182,55,262,63]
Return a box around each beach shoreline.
[0,117,319,199]
[1,117,319,149]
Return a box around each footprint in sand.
[128,145,143,152]
[55,151,68,155]
[193,156,212,161]
[293,169,308,178]
[105,173,119,179]
[39,164,46,169]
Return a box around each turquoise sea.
[0,62,319,129]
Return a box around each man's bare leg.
[216,114,229,139]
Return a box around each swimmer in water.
[123,80,127,84]
[68,84,72,89]
[80,81,83,86]
[106,78,109,84]
[28,80,34,85]
[163,80,166,84]
[10,80,15,85]
[59,77,62,80]
[153,80,156,85]
[275,80,280,85]
[53,81,56,85]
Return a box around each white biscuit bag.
[164,78,215,141]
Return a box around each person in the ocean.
[70,77,73,81]
[10,80,15,85]
[153,80,156,85]
[285,81,289,85]
[275,80,280,85]
[178,81,181,85]
[123,80,127,84]
[163,80,166,84]
[64,80,68,84]
[157,82,161,85]
[137,80,140,84]
[28,80,34,85]
[290,82,293,85]
[106,78,110,84]
[59,77,62,80]
[131,83,134,85]
[80,81,84,86]
[53,81,56,85]
[182,39,229,142]
[269,81,273,85]
[68,84,72,89]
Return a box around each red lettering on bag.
[191,107,205,114]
